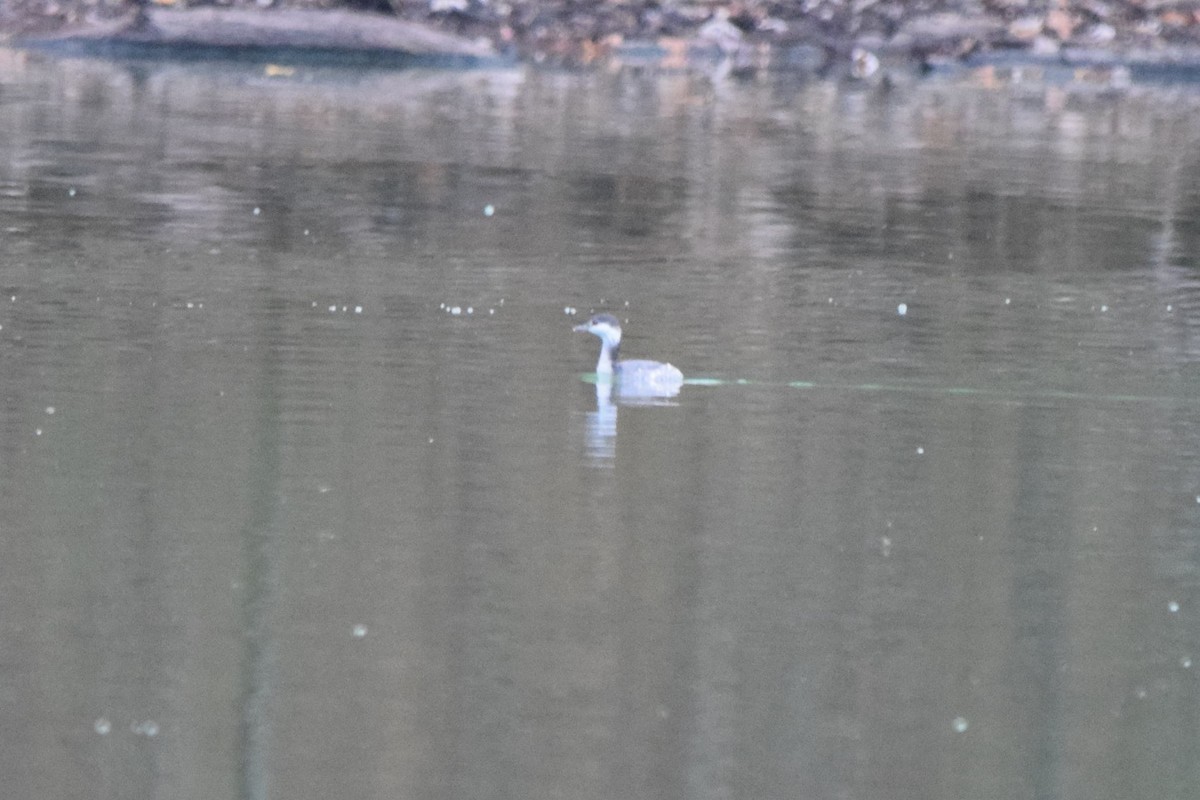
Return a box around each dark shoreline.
[6,0,1200,77]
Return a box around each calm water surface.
[2,50,1200,800]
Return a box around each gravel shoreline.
[5,0,1200,73]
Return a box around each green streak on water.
[592,375,1191,406]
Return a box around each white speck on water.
[186,302,194,309]
[1004,297,1011,305]
[132,720,159,737]
[198,303,203,309]
[897,303,907,316]
[466,307,473,315]
[1182,656,1193,669]
[624,300,630,307]
[483,204,495,216]
[304,229,310,236]
[1135,686,1148,699]
[353,624,368,638]
[952,717,968,733]
[252,207,261,216]
[916,446,924,455]
[312,301,318,307]
[354,306,363,314]
[45,406,55,415]
[1167,304,1173,312]
[488,308,494,315]
[428,437,434,444]
[68,187,76,197]
[880,536,892,557]
[565,306,576,315]
[35,428,42,436]
[450,306,462,315]
[94,718,111,735]
[318,485,331,494]
[329,305,337,313]
[1168,600,1180,613]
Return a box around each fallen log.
[19,7,501,65]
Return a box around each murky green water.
[2,49,1200,800]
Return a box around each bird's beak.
[572,323,589,332]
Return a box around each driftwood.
[20,7,498,63]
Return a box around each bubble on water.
[329,305,337,313]
[1167,304,1173,312]
[35,428,42,436]
[916,446,924,455]
[186,302,194,309]
[354,306,363,314]
[45,406,55,415]
[488,308,494,315]
[253,207,261,216]
[897,303,907,316]
[1182,656,1192,669]
[352,624,368,638]
[483,204,495,216]
[68,187,77,197]
[132,720,159,737]
[1168,601,1180,613]
[94,717,111,735]
[1100,304,1108,312]
[952,717,968,733]
[450,306,462,316]
[466,307,473,315]
[1004,297,1011,305]
[564,306,576,315]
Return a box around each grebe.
[573,313,684,395]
